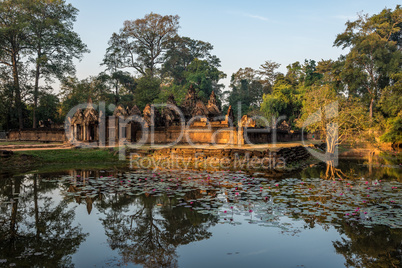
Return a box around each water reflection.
[0,174,87,266]
[300,155,401,182]
[333,221,402,267]
[0,157,400,267]
[98,194,217,267]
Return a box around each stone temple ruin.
[8,85,308,144]
[69,85,248,145]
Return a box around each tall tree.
[59,76,114,118]
[97,70,136,104]
[260,77,302,128]
[258,60,281,94]
[298,84,368,153]
[184,58,226,100]
[162,35,221,84]
[334,5,402,119]
[104,13,180,77]
[226,67,263,117]
[26,0,89,128]
[0,0,30,129]
[36,92,61,124]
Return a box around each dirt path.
[10,146,73,152]
[2,140,323,152]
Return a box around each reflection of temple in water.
[67,170,106,215]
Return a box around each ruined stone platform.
[126,141,324,172]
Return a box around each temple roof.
[192,100,209,117]
[206,91,220,117]
[113,104,127,117]
[128,105,141,116]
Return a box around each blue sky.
[65,0,401,90]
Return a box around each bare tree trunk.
[33,56,41,128]
[10,178,21,240]
[12,52,23,130]
[34,176,40,239]
[369,98,374,119]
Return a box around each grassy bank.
[0,148,127,175]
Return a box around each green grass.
[0,141,63,146]
[0,148,128,175]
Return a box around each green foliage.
[380,114,402,144]
[59,76,114,117]
[183,58,226,100]
[379,72,402,117]
[104,13,180,77]
[162,36,221,85]
[258,60,281,94]
[103,14,226,107]
[155,83,187,105]
[260,80,302,128]
[0,0,87,129]
[225,67,263,118]
[334,5,402,118]
[134,76,161,110]
[36,92,62,124]
[16,148,122,164]
[299,84,369,151]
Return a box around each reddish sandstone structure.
[7,86,308,144]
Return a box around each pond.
[0,156,401,267]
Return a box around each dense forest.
[0,0,401,146]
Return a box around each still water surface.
[0,157,401,267]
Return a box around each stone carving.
[71,109,84,125]
[181,85,198,118]
[143,104,162,128]
[278,120,291,131]
[83,98,98,124]
[239,115,256,128]
[113,104,128,118]
[162,95,182,127]
[192,100,209,118]
[128,105,141,116]
[206,91,221,119]
[225,105,235,125]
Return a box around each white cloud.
[227,10,276,23]
[244,13,269,21]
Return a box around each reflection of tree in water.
[299,157,401,182]
[333,221,402,268]
[0,175,87,267]
[324,160,349,180]
[98,191,217,267]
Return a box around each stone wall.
[8,128,66,142]
[8,126,319,145]
[244,129,304,144]
[133,126,242,145]
[128,145,313,171]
